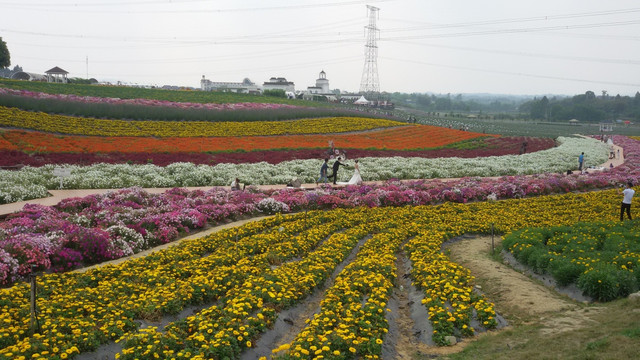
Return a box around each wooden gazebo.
[45,66,69,83]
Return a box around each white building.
[307,70,330,94]
[262,77,295,92]
[200,76,261,94]
[303,70,337,101]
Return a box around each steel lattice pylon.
[359,5,380,94]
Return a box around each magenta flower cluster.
[1,136,638,286]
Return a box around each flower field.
[0,135,636,287]
[0,125,489,154]
[1,81,640,359]
[0,136,609,204]
[0,80,302,106]
[1,186,635,359]
[0,87,302,112]
[0,107,405,137]
[0,136,554,167]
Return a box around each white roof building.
[200,76,261,93]
[263,77,295,92]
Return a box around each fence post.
[29,271,37,334]
[491,223,495,255]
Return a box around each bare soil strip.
[383,249,435,359]
[448,236,604,340]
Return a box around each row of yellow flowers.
[0,189,625,360]
[273,210,423,360]
[0,212,321,360]
[0,106,404,138]
[116,208,386,360]
[406,231,497,345]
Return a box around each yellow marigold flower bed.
[0,106,405,137]
[0,190,632,360]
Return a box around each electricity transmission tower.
[359,5,380,94]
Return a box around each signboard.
[53,167,71,189]
[53,167,71,177]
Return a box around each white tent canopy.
[354,95,369,105]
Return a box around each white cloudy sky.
[2,0,640,96]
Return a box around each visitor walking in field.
[317,158,329,184]
[578,152,584,171]
[620,182,635,221]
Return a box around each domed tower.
[316,70,330,93]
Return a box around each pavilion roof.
[45,66,69,74]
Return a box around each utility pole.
[359,5,380,95]
[86,56,89,79]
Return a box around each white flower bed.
[0,136,609,203]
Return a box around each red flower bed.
[0,137,554,167]
[0,125,492,153]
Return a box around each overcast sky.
[2,0,640,96]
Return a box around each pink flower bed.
[0,87,301,111]
[1,135,638,286]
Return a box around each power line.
[394,41,640,66]
[380,56,640,88]
[382,7,640,33]
[1,0,391,13]
[83,55,362,79]
[378,19,640,41]
[3,16,640,46]
[15,42,355,64]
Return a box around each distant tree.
[263,89,286,98]
[529,96,549,119]
[0,37,10,68]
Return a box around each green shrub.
[504,220,640,301]
[549,260,583,286]
[577,264,623,302]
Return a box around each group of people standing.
[317,157,362,185]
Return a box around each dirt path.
[449,236,575,316]
[448,236,602,337]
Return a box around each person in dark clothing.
[620,182,635,221]
[317,158,329,184]
[327,157,348,185]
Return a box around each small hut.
[45,66,69,83]
[568,119,579,126]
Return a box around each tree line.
[520,91,640,122]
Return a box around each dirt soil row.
[448,236,605,346]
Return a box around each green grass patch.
[0,78,308,105]
[620,326,640,338]
[443,299,640,360]
[0,92,373,122]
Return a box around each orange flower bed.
[0,125,494,153]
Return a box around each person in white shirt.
[620,182,635,221]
